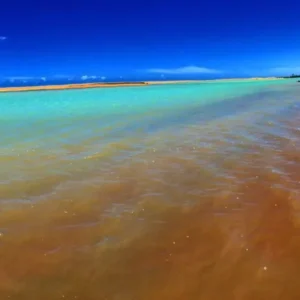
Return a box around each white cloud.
[269,67,300,75]
[0,36,7,41]
[4,76,49,83]
[81,75,98,80]
[101,76,106,80]
[147,65,221,74]
[6,76,36,81]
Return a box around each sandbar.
[148,77,280,85]
[0,77,282,93]
[0,82,149,93]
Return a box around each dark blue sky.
[0,0,299,80]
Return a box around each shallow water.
[0,79,300,299]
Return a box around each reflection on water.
[0,83,300,299]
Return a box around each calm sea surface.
[0,79,299,299]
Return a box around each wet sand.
[0,82,300,299]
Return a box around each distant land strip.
[0,77,290,93]
[0,82,150,93]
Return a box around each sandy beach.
[0,77,281,93]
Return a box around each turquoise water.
[0,79,297,201]
[0,79,290,121]
[0,79,291,146]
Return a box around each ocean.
[0,79,299,299]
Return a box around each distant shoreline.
[0,82,149,93]
[0,77,283,93]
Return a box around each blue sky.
[0,0,299,81]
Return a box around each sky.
[0,0,299,81]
